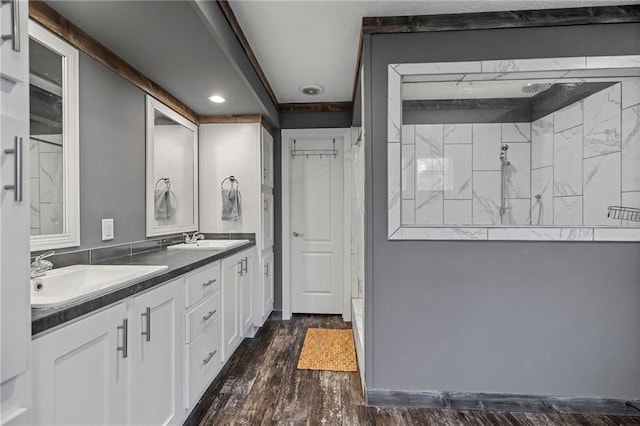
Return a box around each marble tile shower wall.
[531,80,640,226]
[30,136,63,236]
[401,122,531,226]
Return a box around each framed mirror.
[388,55,640,241]
[145,95,198,237]
[29,21,80,251]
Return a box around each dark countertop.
[31,240,255,336]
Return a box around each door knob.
[292,231,304,237]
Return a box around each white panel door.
[262,250,274,322]
[32,302,129,426]
[261,127,274,188]
[222,253,242,361]
[291,138,344,314]
[240,249,254,335]
[262,192,274,250]
[133,281,180,426]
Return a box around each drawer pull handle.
[202,310,216,321]
[116,318,128,358]
[202,350,217,365]
[141,307,151,342]
[3,137,23,201]
[1,0,21,52]
[202,279,216,288]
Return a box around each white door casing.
[282,129,351,319]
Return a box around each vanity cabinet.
[1,1,31,424]
[261,250,274,326]
[199,122,274,333]
[183,262,222,410]
[221,247,255,361]
[32,279,184,426]
[261,126,274,188]
[132,281,182,426]
[32,303,129,426]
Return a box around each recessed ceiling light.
[299,84,324,96]
[208,95,226,103]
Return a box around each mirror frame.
[145,95,199,237]
[29,21,80,251]
[387,55,640,241]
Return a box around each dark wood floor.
[185,314,640,425]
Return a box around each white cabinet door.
[32,303,129,426]
[240,249,254,336]
[261,192,274,250]
[261,127,273,188]
[1,115,29,383]
[133,280,181,426]
[0,0,28,83]
[222,252,242,361]
[262,250,274,324]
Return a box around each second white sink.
[31,264,169,308]
[168,239,249,251]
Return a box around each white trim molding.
[388,55,640,241]
[30,21,80,251]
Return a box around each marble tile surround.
[388,55,640,241]
[30,137,64,236]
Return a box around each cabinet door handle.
[116,318,128,358]
[141,307,151,342]
[202,310,216,321]
[1,0,20,52]
[242,257,248,273]
[237,260,243,276]
[202,350,217,365]
[3,137,23,201]
[202,278,216,288]
[264,199,268,211]
[264,263,269,278]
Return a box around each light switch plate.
[102,218,114,241]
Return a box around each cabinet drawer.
[185,292,221,343]
[185,317,221,409]
[184,262,220,308]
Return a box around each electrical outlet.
[102,218,114,241]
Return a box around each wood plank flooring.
[185,314,640,425]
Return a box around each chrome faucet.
[183,231,205,244]
[31,251,55,279]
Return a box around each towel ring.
[155,177,171,190]
[221,175,239,190]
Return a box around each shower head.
[522,82,552,94]
[534,194,542,200]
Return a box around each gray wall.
[78,54,147,250]
[365,24,640,399]
[280,110,352,129]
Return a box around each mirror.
[145,95,198,237]
[388,56,640,241]
[29,21,80,251]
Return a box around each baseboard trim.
[366,389,640,416]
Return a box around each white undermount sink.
[167,239,249,251]
[31,264,169,308]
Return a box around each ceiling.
[46,0,263,117]
[44,0,639,120]
[229,0,637,104]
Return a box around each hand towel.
[221,188,241,221]
[154,189,172,220]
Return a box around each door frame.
[281,128,352,321]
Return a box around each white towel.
[221,188,241,221]
[154,189,173,220]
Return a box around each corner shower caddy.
[607,206,640,222]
